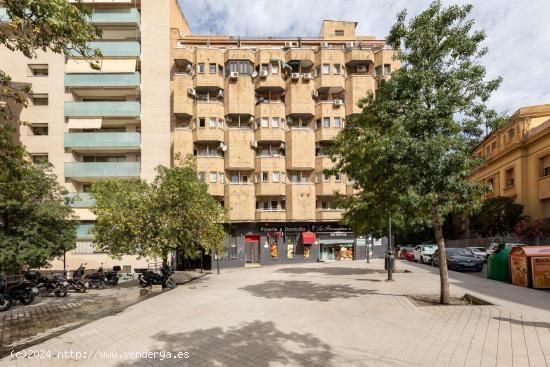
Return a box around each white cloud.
[178,0,550,114]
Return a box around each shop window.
[230,237,238,260]
[267,232,279,258]
[287,235,295,260]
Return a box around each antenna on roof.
[237,36,241,48]
[297,37,302,48]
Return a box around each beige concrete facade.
[471,104,550,220]
[172,20,397,224]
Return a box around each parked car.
[432,248,483,272]
[465,247,487,261]
[485,243,523,261]
[413,244,438,264]
[400,246,415,261]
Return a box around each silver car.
[413,244,438,264]
[465,246,486,261]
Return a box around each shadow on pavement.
[493,317,550,328]
[239,280,373,301]
[277,267,387,276]
[115,320,335,367]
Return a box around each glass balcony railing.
[76,223,94,239]
[65,72,140,88]
[64,101,140,117]
[90,8,140,25]
[64,132,140,150]
[64,162,140,179]
[65,193,95,208]
[67,41,140,57]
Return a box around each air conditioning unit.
[345,42,355,48]
[259,70,268,77]
[303,73,313,80]
[291,73,300,80]
[259,96,265,103]
[186,64,192,72]
[229,71,239,79]
[176,41,185,47]
[279,142,286,149]
[250,140,258,148]
[249,116,255,122]
[187,87,196,96]
[218,142,227,151]
[333,99,344,106]
[357,64,367,72]
[311,90,319,98]
[320,42,329,48]
[218,89,224,97]
[251,71,258,78]
[284,41,294,48]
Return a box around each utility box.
[487,245,514,282]
[509,246,550,289]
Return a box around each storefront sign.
[356,238,366,246]
[373,239,382,246]
[328,231,350,237]
[311,224,352,233]
[260,226,307,233]
[531,257,550,289]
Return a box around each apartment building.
[171,20,399,268]
[472,104,550,220]
[0,0,189,271]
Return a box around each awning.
[245,235,260,243]
[301,231,316,245]
[65,58,137,74]
[282,63,292,70]
[67,118,102,129]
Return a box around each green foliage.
[91,156,227,261]
[470,197,524,237]
[0,127,76,272]
[514,217,550,239]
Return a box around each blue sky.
[177,0,550,115]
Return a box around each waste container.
[487,244,514,282]
[509,246,550,289]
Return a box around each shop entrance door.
[245,235,260,263]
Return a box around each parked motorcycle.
[138,264,176,289]
[7,274,36,305]
[0,274,13,312]
[25,271,67,297]
[64,264,87,293]
[86,266,120,289]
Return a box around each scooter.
[138,264,176,289]
[0,274,13,312]
[7,275,36,305]
[64,263,87,293]
[86,266,120,289]
[26,271,67,297]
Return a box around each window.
[335,30,344,36]
[540,155,550,177]
[239,60,252,74]
[198,118,206,128]
[333,64,341,74]
[220,172,225,183]
[28,64,48,76]
[272,172,280,182]
[209,117,217,128]
[242,175,248,183]
[261,64,269,73]
[505,168,514,187]
[198,172,206,182]
[210,172,217,183]
[83,155,126,162]
[31,154,48,164]
[316,119,321,129]
[333,117,341,128]
[261,117,269,128]
[228,61,238,74]
[262,171,269,182]
[508,128,516,141]
[322,64,330,74]
[335,172,341,182]
[315,173,321,183]
[375,66,382,77]
[31,125,48,135]
[219,119,225,128]
[231,174,239,183]
[197,63,205,73]
[301,174,308,183]
[290,174,298,183]
[83,184,92,192]
[32,94,48,106]
[230,236,238,260]
[272,117,280,128]
[323,117,330,128]
[271,63,279,74]
[315,66,321,77]
[218,65,224,75]
[323,173,330,182]
[384,64,391,74]
[209,63,216,74]
[321,201,328,209]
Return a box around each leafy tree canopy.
[471,196,524,237]
[91,157,227,262]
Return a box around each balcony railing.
[67,41,140,57]
[64,132,141,150]
[64,162,140,179]
[64,101,140,117]
[65,72,140,88]
[76,223,94,239]
[89,8,140,25]
[65,193,95,208]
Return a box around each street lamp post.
[387,211,393,281]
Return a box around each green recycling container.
[487,245,513,282]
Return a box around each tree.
[470,197,523,237]
[0,131,76,272]
[90,157,227,263]
[330,1,500,304]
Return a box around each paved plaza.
[1,260,549,367]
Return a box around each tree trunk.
[432,205,450,305]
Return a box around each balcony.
[193,127,224,142]
[314,73,345,94]
[68,41,140,57]
[64,101,140,118]
[173,128,193,159]
[64,132,140,152]
[224,128,255,170]
[173,47,193,63]
[345,48,374,65]
[285,79,314,116]
[538,176,550,200]
[256,209,286,222]
[285,129,315,170]
[65,193,95,208]
[64,72,140,88]
[286,183,315,221]
[255,155,285,173]
[316,209,344,221]
[255,181,286,196]
[315,181,346,196]
[285,49,315,67]
[224,78,255,115]
[316,156,337,171]
[194,73,224,90]
[254,74,285,92]
[89,8,140,26]
[173,74,194,117]
[64,162,140,181]
[225,184,255,221]
[345,75,376,116]
[76,223,94,240]
[195,100,224,124]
